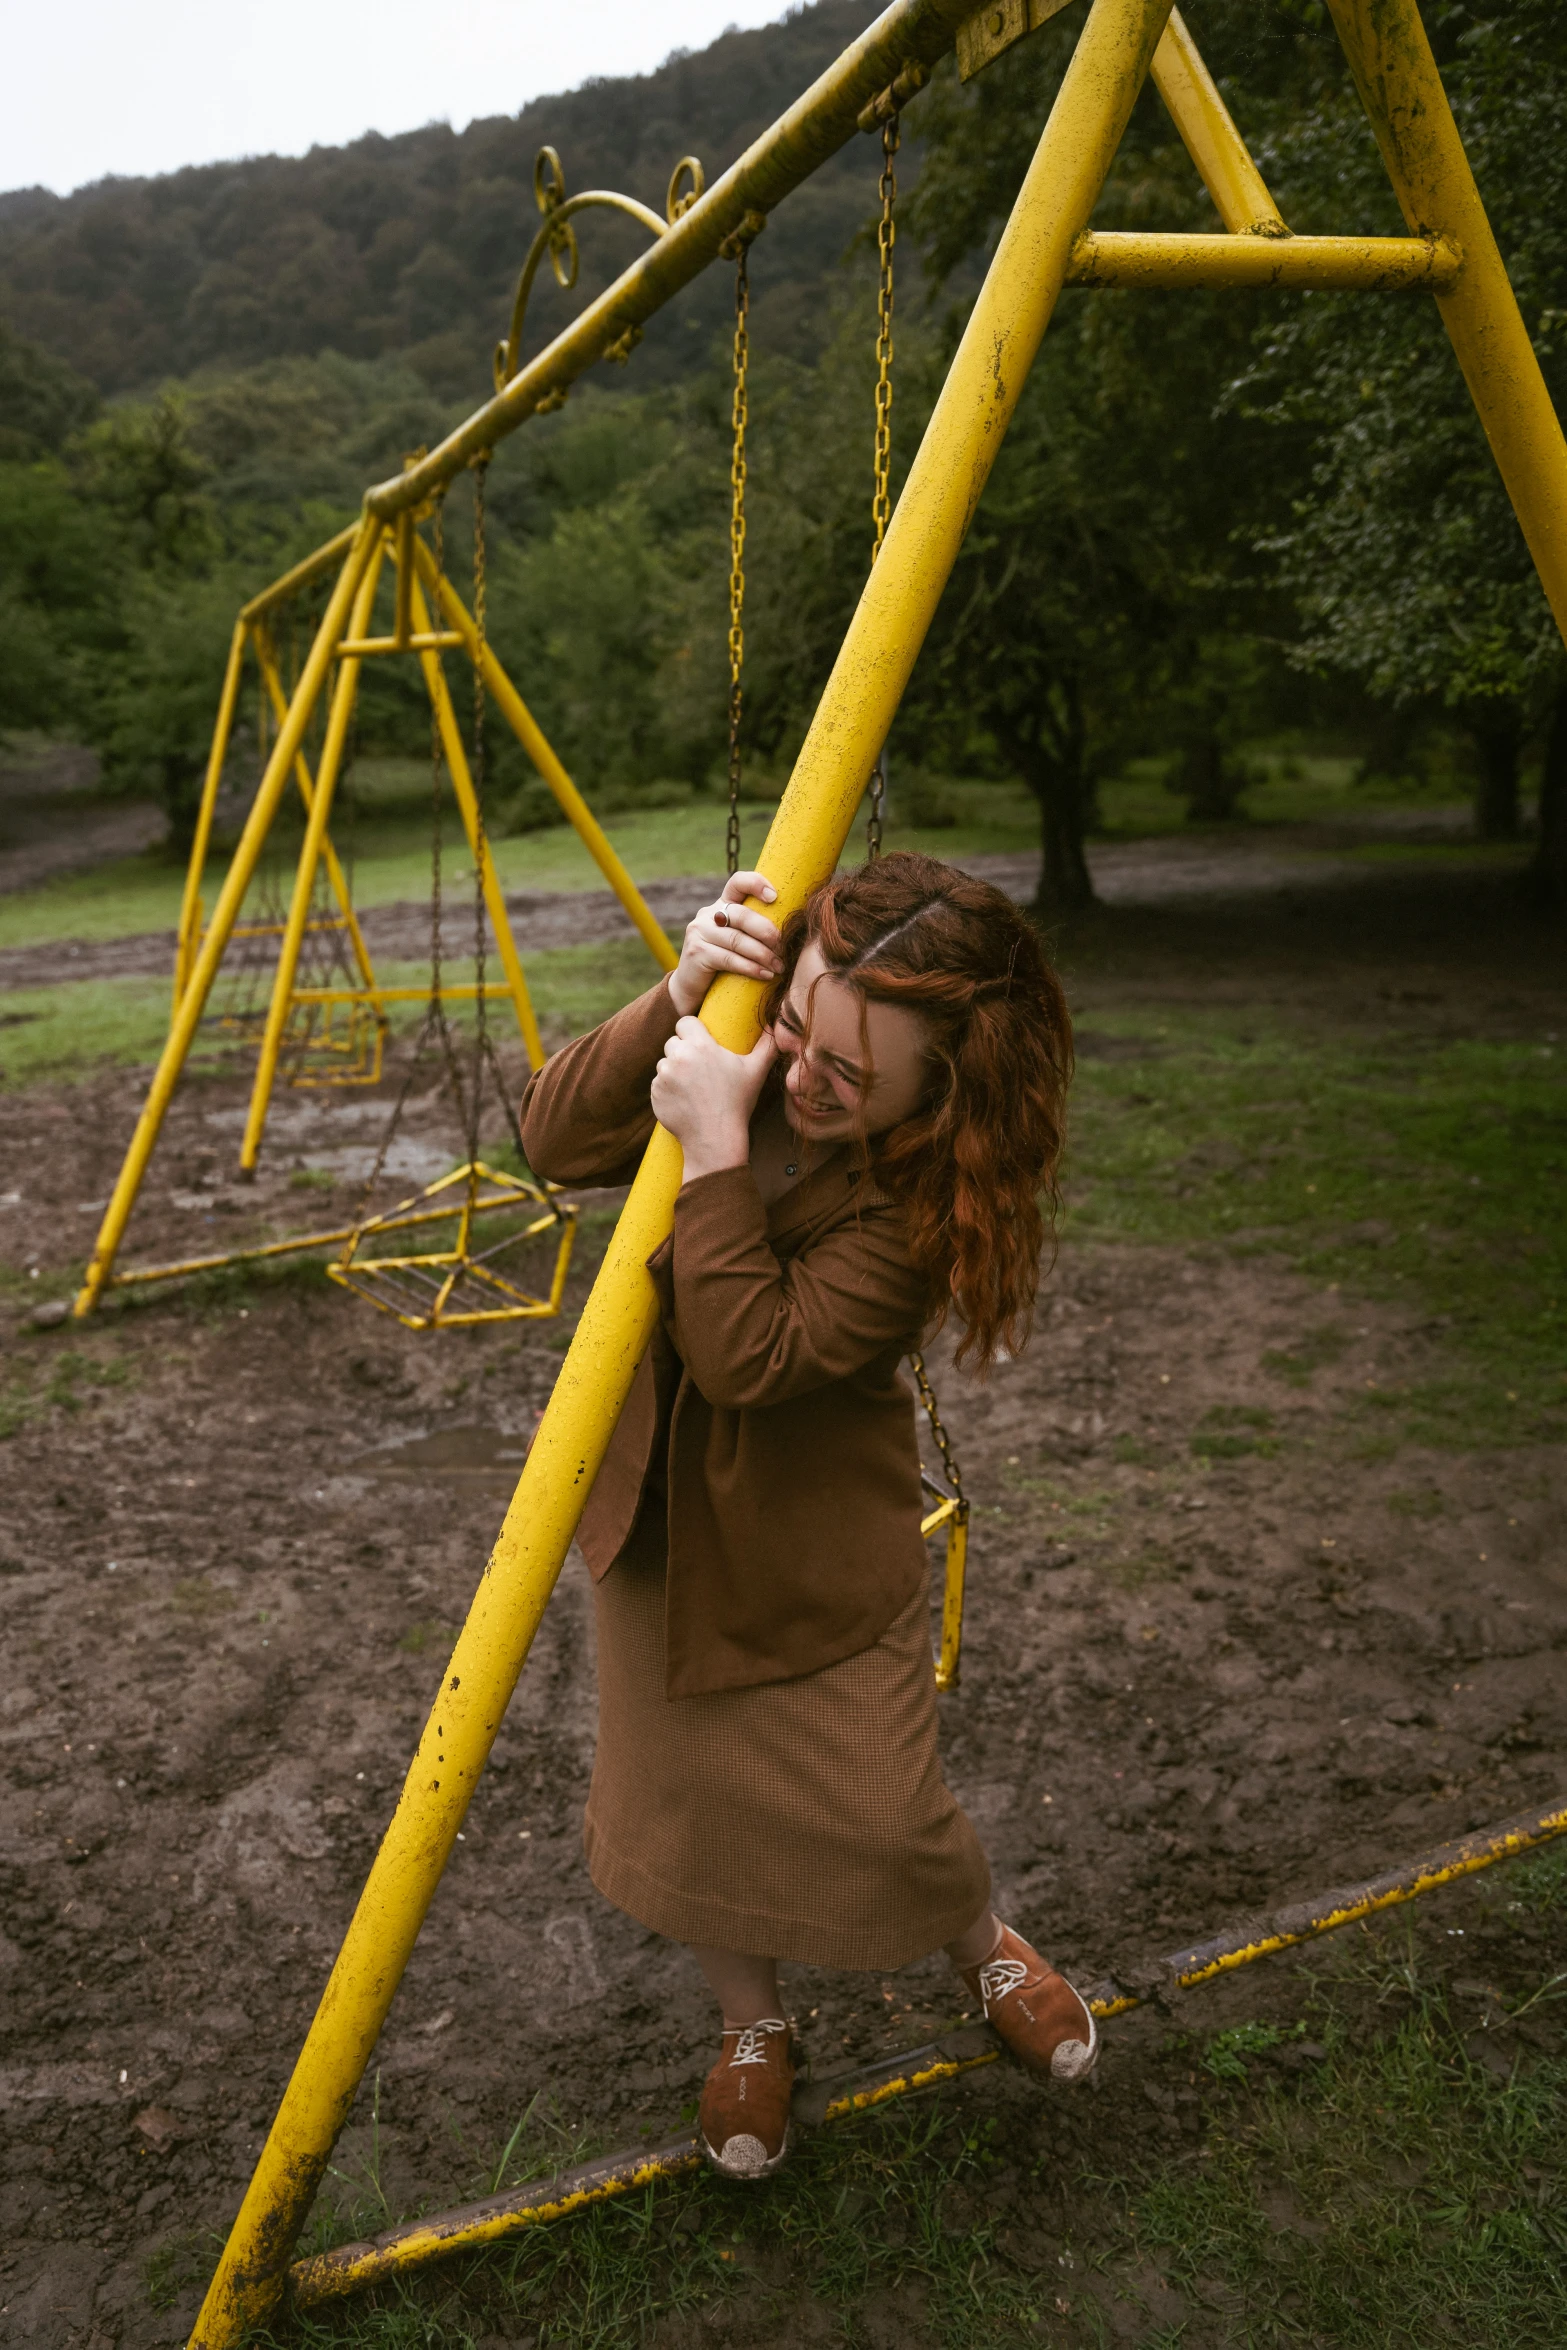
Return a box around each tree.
[904,13,1310,903]
[1238,0,1567,851]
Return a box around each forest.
[2,0,1566,908]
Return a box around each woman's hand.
[652,1017,779,1182]
[667,870,781,1019]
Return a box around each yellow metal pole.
[174,619,248,1010]
[75,518,381,1317]
[186,6,1170,2339]
[407,570,546,1070]
[1066,228,1460,291]
[1326,0,1567,643]
[368,0,978,523]
[254,636,383,1001]
[240,524,361,624]
[238,539,388,1173]
[415,544,678,974]
[1150,7,1286,235]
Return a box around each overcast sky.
[4,1,796,197]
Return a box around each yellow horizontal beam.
[334,632,466,657]
[287,984,513,1005]
[1068,229,1461,290]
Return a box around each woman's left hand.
[652,1017,778,1182]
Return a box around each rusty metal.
[286,1794,1567,2311]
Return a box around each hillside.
[0,1,890,399]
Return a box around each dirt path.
[0,812,1484,993]
[0,859,1562,2348]
[0,748,166,902]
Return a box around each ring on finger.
[713,908,730,929]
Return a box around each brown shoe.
[959,1922,1098,2084]
[699,2018,793,2179]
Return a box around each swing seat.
[328,1161,576,1330]
[920,1466,969,1692]
[282,992,386,1088]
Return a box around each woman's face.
[771,941,932,1146]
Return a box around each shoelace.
[728,2019,788,2068]
[976,1956,1030,2012]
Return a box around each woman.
[520,850,1094,2182]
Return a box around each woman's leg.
[944,1908,1001,1969]
[691,1947,793,2180]
[690,1944,782,2028]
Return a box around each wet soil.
[1,851,1564,2347]
[0,749,164,902]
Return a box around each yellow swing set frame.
[57,0,1567,2337]
[84,510,678,1312]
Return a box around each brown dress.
[521,979,991,1966]
[583,1431,990,1971]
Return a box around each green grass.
[0,785,1043,955]
[257,2097,1049,2350]
[1067,1011,1567,1447]
[1192,1403,1279,1460]
[0,937,662,1091]
[200,1900,1567,2350]
[0,1338,134,1439]
[1113,1967,1567,2347]
[0,974,183,1086]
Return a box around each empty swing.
[206,581,386,1087]
[329,464,576,1330]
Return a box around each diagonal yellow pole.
[238,538,389,1173]
[173,618,248,1011]
[74,518,381,1316]
[1326,0,1567,644]
[414,541,679,973]
[253,634,383,1001]
[407,568,545,1068]
[1150,7,1287,236]
[186,3,1173,2339]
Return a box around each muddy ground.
[1,845,1565,2347]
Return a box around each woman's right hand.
[667,870,782,1017]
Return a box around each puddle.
[351,1424,534,1489]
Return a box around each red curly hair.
[762,851,1073,1368]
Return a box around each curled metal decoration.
[666,154,705,223]
[493,146,700,394]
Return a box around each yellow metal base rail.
[96,1185,571,1297]
[288,1794,1567,2312]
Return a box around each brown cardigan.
[519,978,932,1697]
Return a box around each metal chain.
[468,456,527,1161]
[344,499,455,1244]
[429,492,447,1026]
[726,247,750,878]
[910,1347,966,1508]
[470,456,490,1140]
[866,112,899,861]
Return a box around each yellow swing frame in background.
[83,510,677,1310]
[51,0,1567,2334]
